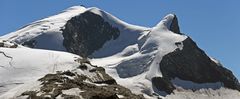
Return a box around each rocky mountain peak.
[0,6,239,99]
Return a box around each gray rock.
[156,37,240,93]
[62,11,120,57]
[152,77,175,94]
[21,64,144,99]
[22,40,36,48]
[169,14,181,34]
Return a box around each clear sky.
[0,0,239,79]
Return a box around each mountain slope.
[0,41,143,99]
[0,6,240,99]
[0,41,79,96]
[0,6,87,51]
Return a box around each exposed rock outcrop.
[169,14,181,34]
[62,11,120,57]
[152,77,175,94]
[0,40,18,48]
[153,37,240,93]
[22,40,36,48]
[20,59,144,99]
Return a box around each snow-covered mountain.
[0,6,240,99]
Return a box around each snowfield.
[0,5,239,99]
[0,46,80,96]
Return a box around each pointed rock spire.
[169,14,181,34]
[156,14,182,34]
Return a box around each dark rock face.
[169,15,181,34]
[62,11,120,57]
[0,42,4,47]
[152,77,175,94]
[22,40,36,48]
[157,37,240,92]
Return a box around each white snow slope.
[0,6,239,99]
[0,6,87,51]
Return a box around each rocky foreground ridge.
[19,58,143,99]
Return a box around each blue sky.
[0,0,239,79]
